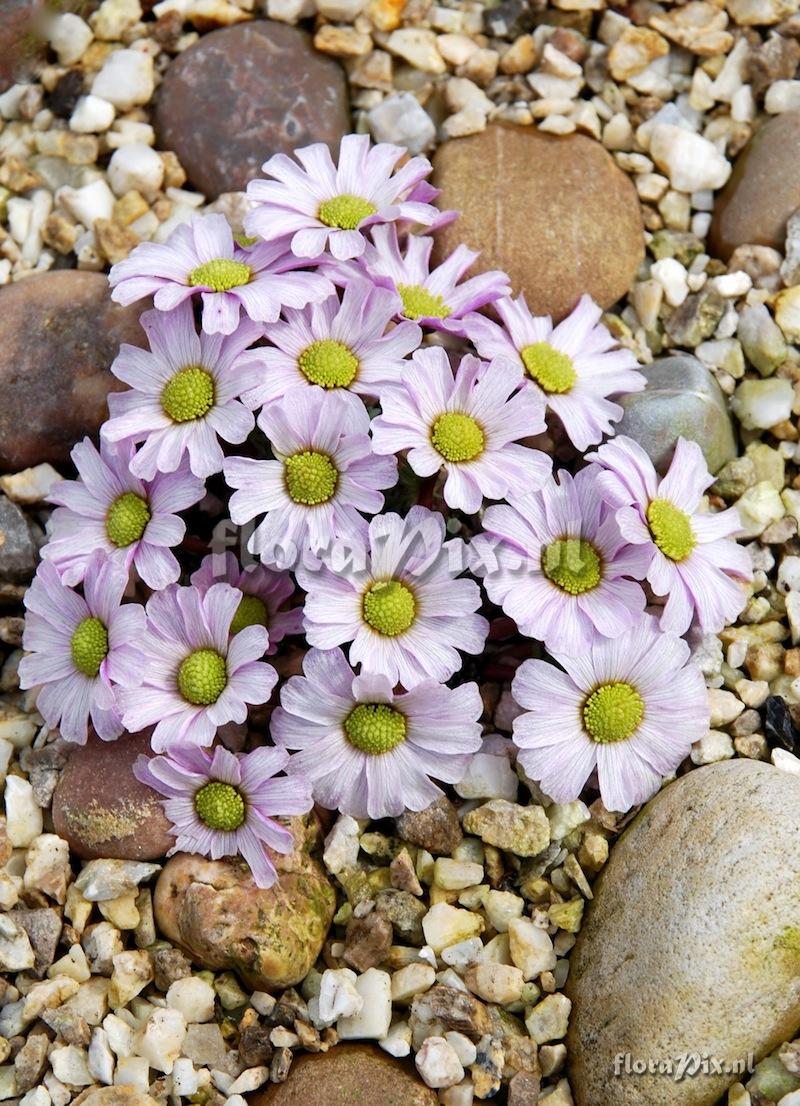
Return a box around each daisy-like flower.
[120,583,278,752]
[241,282,422,409]
[191,552,303,655]
[224,387,397,567]
[472,465,650,656]
[244,134,442,262]
[511,617,709,812]
[372,347,550,515]
[297,506,488,688]
[109,213,333,335]
[133,745,313,888]
[19,553,145,744]
[42,437,204,590]
[588,435,751,635]
[272,647,483,818]
[352,224,510,335]
[463,294,645,450]
[102,302,268,481]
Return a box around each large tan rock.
[567,761,800,1106]
[0,271,145,472]
[252,1044,437,1106]
[709,113,800,261]
[432,125,644,321]
[154,816,335,991]
[72,1088,159,1106]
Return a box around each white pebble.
[48,13,94,65]
[50,1045,93,1087]
[690,730,734,765]
[772,748,800,776]
[712,271,752,298]
[455,751,518,802]
[166,976,215,1023]
[650,257,689,306]
[70,95,116,134]
[0,914,34,971]
[508,917,557,980]
[731,379,794,431]
[650,124,731,192]
[415,1037,464,1090]
[391,963,436,1004]
[323,815,360,875]
[441,938,483,974]
[227,1067,269,1095]
[4,776,42,848]
[135,1007,186,1074]
[92,50,154,112]
[88,1028,114,1085]
[318,968,363,1025]
[107,143,164,201]
[368,94,435,155]
[445,1032,477,1067]
[707,688,744,727]
[171,1058,198,1096]
[766,80,800,114]
[337,969,392,1041]
[379,1020,412,1058]
[58,179,115,228]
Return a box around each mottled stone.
[432,125,644,320]
[52,730,173,861]
[397,797,463,856]
[253,1044,437,1106]
[0,272,145,472]
[710,113,800,262]
[567,761,800,1106]
[9,907,62,979]
[154,21,350,199]
[72,1088,160,1106]
[614,354,737,474]
[0,496,35,583]
[154,818,335,991]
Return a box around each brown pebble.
[396,796,463,856]
[343,911,393,972]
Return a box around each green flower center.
[106,492,150,548]
[362,579,416,637]
[230,594,268,636]
[187,258,252,292]
[71,616,109,678]
[583,682,645,744]
[298,339,359,389]
[318,194,377,230]
[284,450,338,506]
[520,342,577,395]
[234,233,259,247]
[431,411,485,463]
[397,283,451,321]
[344,702,407,755]
[161,366,215,423]
[194,781,245,831]
[542,538,602,595]
[646,498,696,562]
[177,648,227,706]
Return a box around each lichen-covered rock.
[432,125,644,320]
[154,21,350,199]
[567,761,800,1106]
[614,354,737,474]
[52,730,173,861]
[253,1044,438,1106]
[154,817,335,991]
[0,272,145,472]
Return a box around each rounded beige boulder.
[567,761,800,1106]
[72,1088,160,1106]
[154,816,335,991]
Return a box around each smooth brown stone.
[154,821,336,991]
[432,125,644,321]
[709,113,800,261]
[0,0,45,92]
[0,271,145,472]
[252,1044,438,1106]
[154,21,350,199]
[52,730,174,861]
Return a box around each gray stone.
[0,495,35,583]
[9,907,62,979]
[567,761,800,1106]
[614,354,737,474]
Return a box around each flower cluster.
[21,133,751,885]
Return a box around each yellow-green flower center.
[298,339,359,389]
[234,232,259,247]
[106,492,150,548]
[71,616,109,678]
[542,538,602,595]
[284,450,338,506]
[161,366,215,423]
[431,411,485,463]
[318,194,377,230]
[344,702,407,755]
[194,781,245,831]
[230,594,268,636]
[187,258,252,292]
[646,498,696,562]
[583,682,645,744]
[397,283,451,321]
[177,648,227,706]
[520,342,577,395]
[362,579,416,637]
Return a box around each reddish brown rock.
[432,125,644,321]
[709,112,800,261]
[253,1044,437,1106]
[0,271,146,472]
[154,21,350,199]
[0,0,45,92]
[153,818,336,991]
[52,730,174,861]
